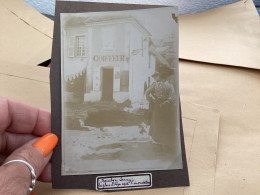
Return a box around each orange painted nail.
[33,133,58,157]
[31,193,37,195]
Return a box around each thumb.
[0,133,58,195]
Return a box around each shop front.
[63,17,157,104]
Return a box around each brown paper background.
[179,60,260,195]
[179,0,260,69]
[0,0,53,66]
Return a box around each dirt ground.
[62,125,182,175]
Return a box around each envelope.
[178,5,260,194]
[0,60,50,109]
[179,60,260,195]
[0,0,53,66]
[179,0,260,69]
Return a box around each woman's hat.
[158,66,174,77]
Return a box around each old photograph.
[60,7,182,175]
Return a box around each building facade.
[63,17,158,103]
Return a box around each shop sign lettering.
[93,55,129,63]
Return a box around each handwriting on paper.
[96,174,152,190]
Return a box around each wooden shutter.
[113,66,120,92]
[68,36,74,57]
[120,71,129,92]
[93,66,101,91]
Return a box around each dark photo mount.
[51,1,189,191]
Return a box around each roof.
[149,45,170,67]
[64,16,151,37]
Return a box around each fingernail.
[31,193,37,195]
[33,133,58,156]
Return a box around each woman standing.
[146,67,178,155]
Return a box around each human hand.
[0,97,58,195]
[150,95,156,102]
[162,99,170,106]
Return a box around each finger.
[0,97,51,136]
[37,163,51,182]
[0,154,5,165]
[0,133,58,194]
[2,132,35,154]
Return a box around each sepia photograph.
[60,7,182,175]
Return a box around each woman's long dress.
[146,81,178,152]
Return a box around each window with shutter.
[75,36,87,57]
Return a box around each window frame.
[75,35,87,58]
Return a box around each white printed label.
[96,173,152,191]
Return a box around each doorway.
[102,67,114,101]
